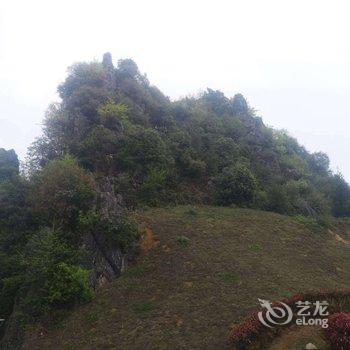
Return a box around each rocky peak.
[232,93,248,115]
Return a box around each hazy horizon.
[1,0,349,181]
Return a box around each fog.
[1,0,349,180]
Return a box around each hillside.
[22,206,350,350]
[1,53,350,348]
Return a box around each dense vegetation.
[26,53,350,217]
[1,52,350,342]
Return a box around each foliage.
[22,228,93,317]
[97,101,129,131]
[215,163,258,206]
[325,313,350,350]
[79,210,139,253]
[139,167,168,205]
[47,263,93,306]
[31,154,94,232]
[176,235,191,247]
[331,174,350,217]
[23,54,350,217]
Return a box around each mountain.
[0,53,350,349]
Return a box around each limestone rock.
[102,52,114,70]
[232,93,248,115]
[102,52,116,90]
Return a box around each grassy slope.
[23,206,350,350]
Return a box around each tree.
[23,228,93,317]
[31,155,94,233]
[310,152,330,174]
[331,174,350,217]
[215,163,258,206]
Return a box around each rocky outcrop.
[84,231,125,288]
[84,177,132,289]
[102,52,116,91]
[231,93,248,115]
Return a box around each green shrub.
[23,228,93,317]
[176,235,191,247]
[215,163,257,206]
[178,152,206,178]
[48,263,93,306]
[119,128,170,172]
[140,168,167,205]
[249,244,262,252]
[31,154,94,233]
[213,137,239,170]
[265,185,292,214]
[185,158,206,178]
[80,211,139,253]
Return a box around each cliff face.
[84,178,127,289]
[84,178,128,288]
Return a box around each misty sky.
[0,0,349,181]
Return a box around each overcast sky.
[0,0,349,181]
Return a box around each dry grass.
[22,206,350,350]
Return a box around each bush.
[176,235,191,247]
[32,154,94,232]
[119,128,170,172]
[48,263,93,307]
[215,163,257,206]
[80,125,118,172]
[213,137,239,170]
[265,184,292,214]
[104,215,139,252]
[80,211,139,253]
[177,150,206,179]
[325,313,350,350]
[140,168,167,205]
[23,228,93,317]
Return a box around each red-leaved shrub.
[325,313,350,350]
